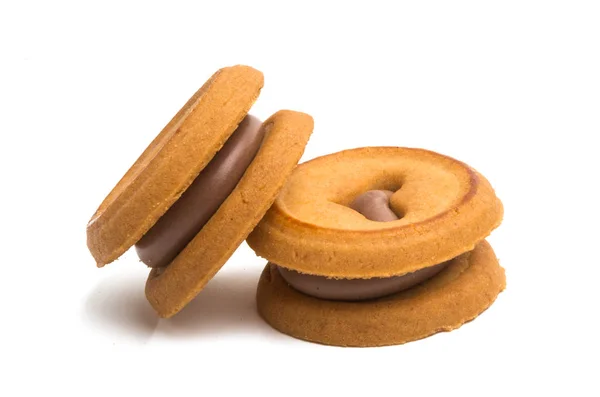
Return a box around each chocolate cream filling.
[135,115,265,268]
[276,190,449,301]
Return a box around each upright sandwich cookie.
[247,147,505,347]
[86,65,313,318]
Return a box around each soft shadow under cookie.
[158,267,279,339]
[84,272,159,342]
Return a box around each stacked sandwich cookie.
[86,65,313,317]
[247,147,504,347]
[86,65,505,346]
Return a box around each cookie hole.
[332,179,402,205]
[389,205,405,220]
[380,182,403,193]
[348,188,404,221]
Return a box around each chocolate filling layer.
[276,189,449,301]
[135,115,264,268]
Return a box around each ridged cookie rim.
[247,147,503,278]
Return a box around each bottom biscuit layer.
[256,240,505,347]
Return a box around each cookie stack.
[87,65,504,347]
[248,147,504,346]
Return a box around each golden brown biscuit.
[256,240,505,347]
[146,110,313,317]
[88,65,264,267]
[86,65,314,318]
[248,147,503,278]
[247,147,504,346]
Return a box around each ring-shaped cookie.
[247,147,503,278]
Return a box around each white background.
[1,1,598,395]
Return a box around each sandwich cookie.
[86,65,313,318]
[247,147,505,346]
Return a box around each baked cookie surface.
[247,147,503,278]
[256,240,505,347]
[86,65,314,318]
[146,110,313,317]
[87,65,264,267]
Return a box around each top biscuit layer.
[247,147,503,278]
[87,65,264,267]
